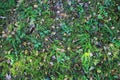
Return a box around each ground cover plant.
[0,0,120,80]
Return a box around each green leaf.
[104,24,113,35]
[112,40,120,47]
[98,14,103,19]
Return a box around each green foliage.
[81,52,92,73]
[0,0,120,80]
[0,0,16,14]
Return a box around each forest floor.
[0,0,120,80]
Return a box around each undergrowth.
[0,0,120,80]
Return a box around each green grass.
[0,0,120,80]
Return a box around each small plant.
[81,51,92,73]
